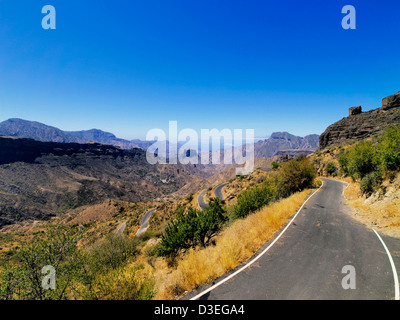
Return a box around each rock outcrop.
[349,106,362,116]
[319,92,400,149]
[382,91,400,110]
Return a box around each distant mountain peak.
[0,118,150,149]
[254,132,319,158]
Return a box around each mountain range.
[254,132,319,158]
[0,118,319,158]
[0,118,320,228]
[0,118,153,150]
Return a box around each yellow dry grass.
[153,189,311,299]
[344,174,400,238]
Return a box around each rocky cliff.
[319,92,400,149]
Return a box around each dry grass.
[90,255,155,300]
[153,189,311,299]
[344,174,400,238]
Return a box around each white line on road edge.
[190,180,324,300]
[372,229,400,300]
[342,182,350,196]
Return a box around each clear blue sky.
[1,0,399,140]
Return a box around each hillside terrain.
[0,118,319,228]
[3,91,400,301]
[0,136,218,228]
[314,91,400,238]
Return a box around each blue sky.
[0,0,399,140]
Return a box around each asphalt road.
[197,190,209,211]
[135,208,155,237]
[116,221,126,236]
[213,183,226,201]
[185,179,400,300]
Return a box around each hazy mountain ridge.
[0,118,319,158]
[254,132,319,158]
[0,118,151,149]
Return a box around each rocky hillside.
[0,136,216,228]
[319,91,400,149]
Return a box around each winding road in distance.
[197,190,209,211]
[213,183,226,201]
[198,183,227,211]
[185,179,400,300]
[135,208,156,237]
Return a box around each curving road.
[197,190,209,211]
[135,208,155,237]
[213,183,226,201]
[185,179,400,300]
[116,221,127,236]
[198,184,227,211]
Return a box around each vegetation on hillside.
[233,154,316,219]
[0,154,318,300]
[317,124,400,195]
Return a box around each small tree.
[275,156,316,198]
[196,198,227,247]
[156,207,198,258]
[0,226,90,300]
[271,161,280,170]
[156,199,226,258]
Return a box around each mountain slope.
[254,132,319,158]
[0,136,215,228]
[0,118,85,143]
[0,118,145,149]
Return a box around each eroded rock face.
[319,92,400,149]
[382,92,400,111]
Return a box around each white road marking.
[372,229,400,300]
[342,181,350,196]
[190,181,324,300]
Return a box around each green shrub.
[271,161,280,170]
[156,199,226,258]
[232,183,275,219]
[0,226,89,300]
[336,125,400,194]
[360,172,382,196]
[347,140,378,180]
[377,125,400,172]
[274,156,317,198]
[325,162,338,176]
[89,234,139,272]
